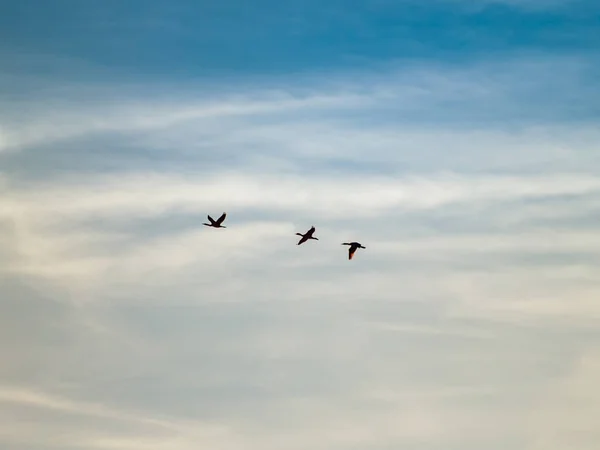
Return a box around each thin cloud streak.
[0,93,368,153]
[4,172,600,221]
[0,385,188,431]
[1,53,597,155]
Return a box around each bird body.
[342,242,365,260]
[203,212,227,228]
[296,226,319,245]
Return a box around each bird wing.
[348,246,356,260]
[207,215,216,224]
[215,212,227,225]
[306,226,315,236]
[297,234,308,245]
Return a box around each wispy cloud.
[0,385,186,430]
[2,53,598,155]
[1,32,600,450]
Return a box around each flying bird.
[296,226,319,245]
[342,242,365,260]
[203,212,227,228]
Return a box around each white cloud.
[0,386,236,450]
[2,53,596,157]
[528,350,600,450]
[2,169,600,310]
[1,52,600,450]
[4,171,600,221]
[0,91,369,154]
[0,385,183,430]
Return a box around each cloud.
[0,385,235,450]
[0,385,184,430]
[3,168,600,309]
[2,52,598,156]
[1,49,600,450]
[0,91,367,154]
[528,349,600,450]
[5,171,600,220]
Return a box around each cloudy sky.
[2,1,600,449]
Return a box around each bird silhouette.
[296,226,319,245]
[203,212,227,228]
[342,242,365,260]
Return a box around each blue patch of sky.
[1,0,599,80]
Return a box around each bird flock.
[203,212,366,260]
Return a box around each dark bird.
[296,226,319,245]
[342,242,365,260]
[203,212,227,228]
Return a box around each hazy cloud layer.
[1,24,600,450]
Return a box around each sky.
[1,0,600,449]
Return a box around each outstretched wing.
[348,246,356,260]
[306,226,315,237]
[207,215,216,224]
[297,234,308,245]
[215,212,227,225]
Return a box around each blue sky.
[2,0,599,77]
[1,1,600,450]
